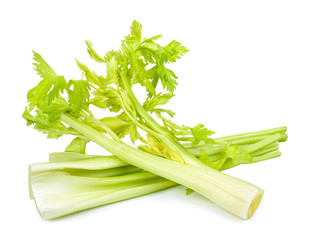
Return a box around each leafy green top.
[23,20,216,163]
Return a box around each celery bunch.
[29,127,286,219]
[23,21,287,220]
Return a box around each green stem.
[221,133,287,146]
[219,151,282,171]
[118,91,160,137]
[253,151,281,163]
[181,128,288,149]
[251,143,279,157]
[121,71,164,134]
[215,127,287,142]
[244,134,281,153]
[80,111,123,143]
[182,129,287,156]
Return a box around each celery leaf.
[67,80,91,116]
[65,137,88,154]
[27,51,67,110]
[190,124,214,147]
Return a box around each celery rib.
[60,113,264,219]
[31,174,176,219]
[215,127,287,142]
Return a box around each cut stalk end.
[246,188,264,219]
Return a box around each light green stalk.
[59,113,264,219]
[31,171,176,220]
[30,144,281,219]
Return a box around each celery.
[23,21,287,220]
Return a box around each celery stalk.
[31,172,176,220]
[60,113,264,219]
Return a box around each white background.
[1,0,310,239]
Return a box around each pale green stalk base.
[31,172,176,220]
